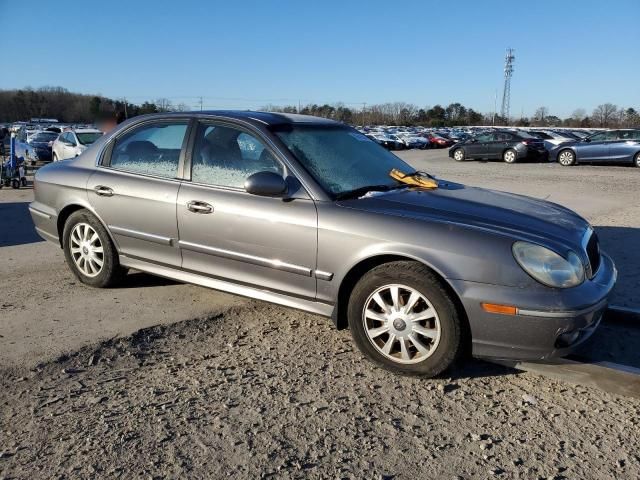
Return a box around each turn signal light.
[481,303,517,315]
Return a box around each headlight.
[512,241,585,288]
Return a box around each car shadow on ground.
[114,271,180,289]
[595,225,640,310]
[0,202,43,247]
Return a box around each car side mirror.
[244,171,287,197]
[583,138,591,142]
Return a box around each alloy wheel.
[559,150,575,166]
[362,284,441,364]
[504,150,516,163]
[69,223,104,277]
[454,149,464,161]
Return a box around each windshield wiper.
[335,184,408,200]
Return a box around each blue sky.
[1,0,638,118]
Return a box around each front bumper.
[450,253,617,361]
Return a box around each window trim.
[183,119,288,191]
[99,118,194,181]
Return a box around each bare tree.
[533,106,549,126]
[592,103,618,127]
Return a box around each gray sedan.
[29,112,616,376]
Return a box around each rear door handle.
[186,201,213,214]
[94,185,114,197]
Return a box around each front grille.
[585,231,601,278]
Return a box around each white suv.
[52,129,103,161]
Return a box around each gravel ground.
[1,151,639,479]
[1,302,639,480]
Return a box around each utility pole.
[362,102,366,126]
[500,48,515,125]
[198,96,203,111]
[123,97,128,119]
[492,90,497,126]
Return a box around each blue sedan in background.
[551,129,640,167]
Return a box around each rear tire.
[453,148,465,162]
[63,210,126,288]
[558,149,576,166]
[634,151,640,168]
[347,261,462,377]
[52,152,58,162]
[503,148,517,163]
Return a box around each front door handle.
[186,201,213,214]
[94,185,114,197]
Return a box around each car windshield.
[76,132,103,145]
[32,133,59,142]
[272,125,417,198]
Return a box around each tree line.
[0,86,637,128]
[0,87,189,123]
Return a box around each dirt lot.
[1,151,639,479]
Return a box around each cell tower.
[500,48,515,123]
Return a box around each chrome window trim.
[178,240,312,277]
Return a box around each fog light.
[556,330,580,348]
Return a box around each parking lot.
[1,149,640,478]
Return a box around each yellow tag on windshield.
[389,169,438,189]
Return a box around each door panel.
[88,169,182,267]
[177,184,318,299]
[87,120,190,267]
[464,134,491,158]
[176,120,318,299]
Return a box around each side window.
[589,132,607,142]
[476,133,493,142]
[191,123,284,188]
[68,133,77,146]
[496,133,512,141]
[109,122,187,178]
[604,131,617,141]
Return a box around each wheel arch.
[331,254,471,352]
[56,203,118,250]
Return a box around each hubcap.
[454,150,463,160]
[363,284,441,364]
[505,151,515,162]
[69,223,104,277]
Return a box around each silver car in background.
[52,128,104,161]
[29,112,616,376]
[552,129,640,167]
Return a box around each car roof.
[73,128,102,133]
[134,110,343,127]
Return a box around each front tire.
[52,152,58,162]
[503,148,517,163]
[347,261,462,377]
[63,210,125,288]
[453,148,465,161]
[634,151,640,168]
[558,149,576,166]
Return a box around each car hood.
[341,181,589,251]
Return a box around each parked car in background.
[14,130,60,164]
[29,111,615,377]
[551,129,640,167]
[449,130,548,163]
[52,129,103,161]
[424,133,453,148]
[397,133,430,149]
[366,133,398,150]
